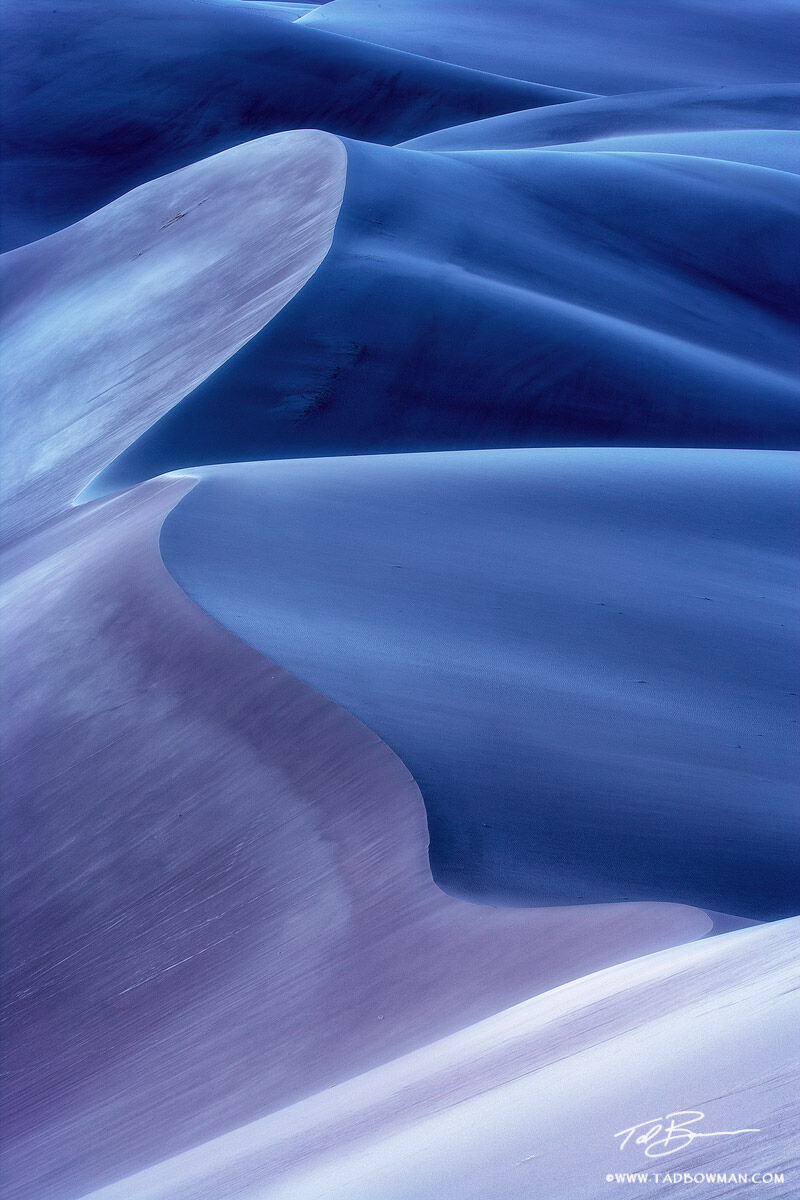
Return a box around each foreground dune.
[1,479,712,1200]
[161,449,800,917]
[1,470,714,1200]
[77,918,800,1200]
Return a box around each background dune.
[403,84,800,150]
[301,0,800,92]
[86,127,800,499]
[0,0,583,249]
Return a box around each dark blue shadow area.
[89,131,800,496]
[0,0,583,249]
[161,449,800,919]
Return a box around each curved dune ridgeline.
[0,131,346,542]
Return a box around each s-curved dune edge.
[160,448,800,918]
[77,918,800,1200]
[0,130,347,544]
[0,480,711,1200]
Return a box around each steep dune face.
[73,919,800,1200]
[0,481,710,1200]
[301,0,800,92]
[87,129,800,496]
[0,131,346,543]
[0,0,583,249]
[160,449,800,918]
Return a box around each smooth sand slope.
[85,127,800,497]
[302,0,800,93]
[0,0,583,249]
[75,918,800,1200]
[0,131,346,543]
[161,449,800,918]
[403,84,800,151]
[0,479,711,1200]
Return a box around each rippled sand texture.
[2,0,798,1198]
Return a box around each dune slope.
[301,0,800,93]
[0,480,711,1200]
[0,0,583,249]
[161,448,800,918]
[76,918,800,1200]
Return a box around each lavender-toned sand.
[0,479,712,1200]
[76,918,800,1200]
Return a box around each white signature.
[615,1111,760,1158]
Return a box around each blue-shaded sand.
[303,0,800,93]
[0,0,582,249]
[90,126,800,497]
[161,448,800,919]
[403,84,800,150]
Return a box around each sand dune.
[2,2,797,1197]
[0,480,710,1200]
[88,128,800,496]
[0,131,345,543]
[161,449,800,918]
[6,113,796,523]
[75,918,800,1199]
[403,84,800,151]
[302,0,800,92]
[0,0,583,249]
